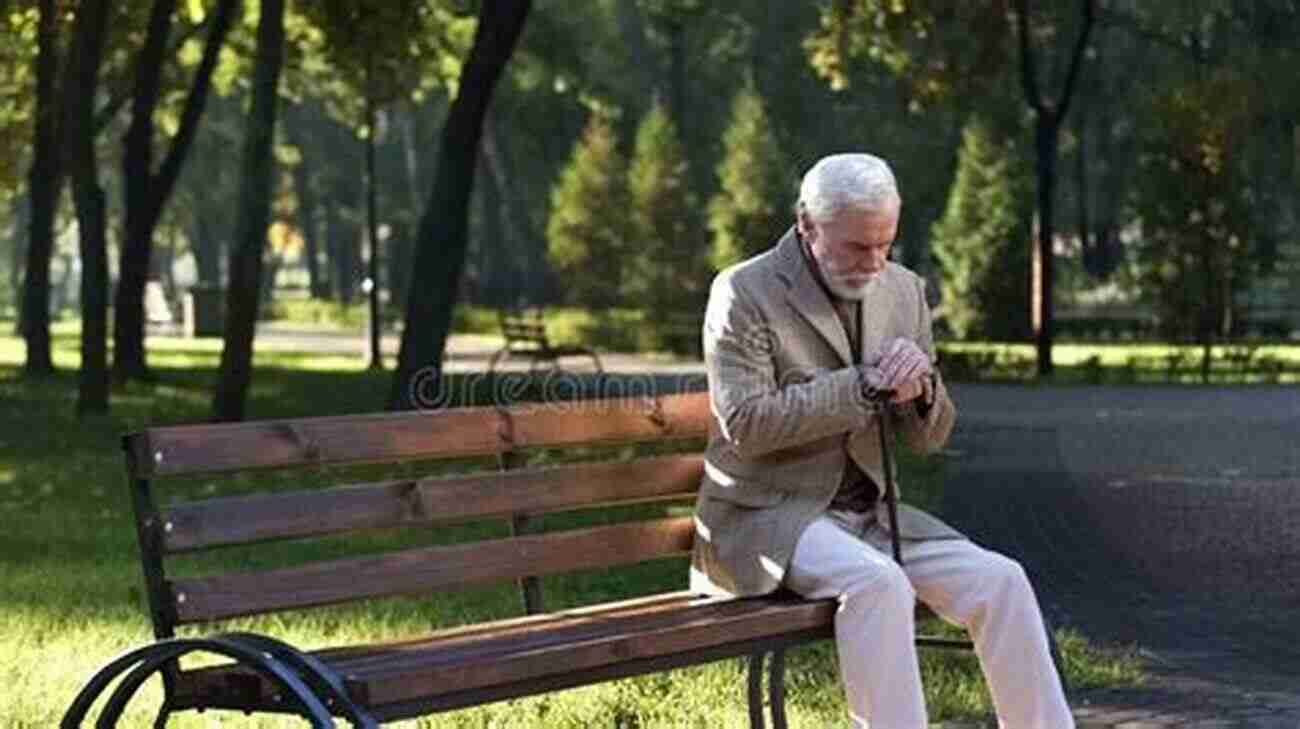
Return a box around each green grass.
[0,328,1142,727]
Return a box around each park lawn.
[0,328,1141,728]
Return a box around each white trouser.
[785,510,1074,729]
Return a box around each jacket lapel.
[857,272,896,366]
[775,230,852,367]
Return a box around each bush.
[265,298,400,328]
[931,116,1032,342]
[546,111,630,309]
[709,81,792,271]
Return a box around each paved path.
[943,384,1300,728]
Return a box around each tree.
[1132,72,1258,379]
[708,80,789,271]
[807,0,1097,375]
[114,0,239,383]
[10,2,208,373]
[63,0,112,414]
[212,0,286,422]
[388,1,532,411]
[932,116,1032,341]
[545,110,629,308]
[20,0,61,376]
[300,0,440,370]
[626,101,707,352]
[179,92,241,288]
[1013,0,1097,375]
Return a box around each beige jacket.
[689,228,962,598]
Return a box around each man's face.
[799,198,900,300]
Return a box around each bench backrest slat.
[162,454,704,553]
[127,393,710,479]
[170,516,695,623]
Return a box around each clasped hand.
[863,338,932,405]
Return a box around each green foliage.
[293,1,459,124]
[1132,72,1261,342]
[708,80,791,271]
[626,101,698,297]
[932,116,1032,341]
[626,102,708,354]
[805,0,1016,108]
[546,111,630,309]
[0,7,37,192]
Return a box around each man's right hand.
[874,338,932,390]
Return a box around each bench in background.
[489,307,603,374]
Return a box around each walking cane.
[873,392,904,566]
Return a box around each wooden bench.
[64,391,999,729]
[489,307,603,374]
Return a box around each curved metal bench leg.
[151,701,171,729]
[768,648,788,729]
[62,638,335,729]
[746,652,765,729]
[96,647,195,729]
[217,632,378,728]
[63,641,185,729]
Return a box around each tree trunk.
[22,0,62,377]
[1013,0,1094,378]
[285,104,326,298]
[191,205,223,285]
[384,219,410,314]
[388,108,424,309]
[115,0,238,383]
[481,110,530,305]
[477,154,503,306]
[1034,119,1057,376]
[388,0,532,411]
[327,175,360,304]
[211,0,285,423]
[364,69,382,370]
[259,251,282,308]
[63,0,112,415]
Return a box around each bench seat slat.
[127,393,710,479]
[170,593,837,712]
[170,517,695,624]
[353,597,834,706]
[163,455,704,552]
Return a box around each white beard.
[823,271,878,300]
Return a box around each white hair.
[797,153,899,223]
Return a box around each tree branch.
[94,13,213,133]
[153,0,239,218]
[1012,0,1044,112]
[1055,0,1096,123]
[124,0,179,189]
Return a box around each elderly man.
[690,153,1072,728]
